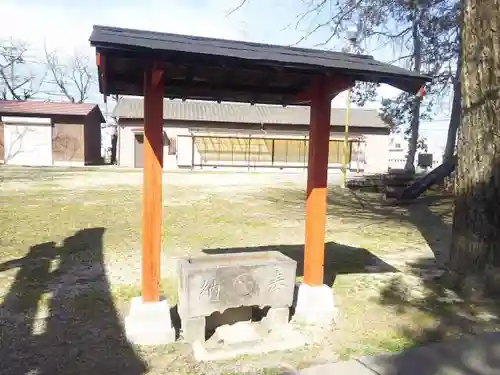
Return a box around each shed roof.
[0,100,105,122]
[114,98,387,129]
[90,26,431,105]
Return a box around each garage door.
[4,123,53,166]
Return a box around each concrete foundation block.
[124,296,176,345]
[263,307,290,331]
[292,283,338,326]
[192,322,307,362]
[182,316,206,343]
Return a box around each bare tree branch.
[294,0,329,30]
[44,45,94,103]
[0,40,45,100]
[226,0,249,17]
[295,0,365,46]
[44,45,74,102]
[370,27,413,40]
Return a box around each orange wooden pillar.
[303,84,331,287]
[142,63,164,302]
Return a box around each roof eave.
[94,47,430,99]
[90,25,432,100]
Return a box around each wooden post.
[303,86,331,286]
[142,63,164,303]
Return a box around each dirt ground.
[1,166,498,375]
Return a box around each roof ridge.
[118,97,379,112]
[0,99,97,108]
[0,100,104,121]
[93,25,374,61]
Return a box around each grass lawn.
[1,166,498,374]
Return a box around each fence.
[388,157,442,170]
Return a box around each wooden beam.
[142,63,164,303]
[96,52,108,103]
[296,75,354,104]
[107,72,301,97]
[303,81,332,287]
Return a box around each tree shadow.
[358,330,500,375]
[361,254,500,375]
[402,195,454,266]
[367,151,500,374]
[329,186,454,268]
[265,182,454,266]
[316,182,500,374]
[203,241,398,289]
[264,181,500,374]
[0,228,147,375]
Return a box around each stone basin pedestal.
[177,251,297,343]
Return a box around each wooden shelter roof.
[90,25,431,105]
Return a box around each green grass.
[0,167,459,374]
[337,333,416,360]
[110,279,178,305]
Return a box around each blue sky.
[1,0,450,153]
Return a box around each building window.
[168,136,177,155]
[394,143,401,149]
[192,136,352,167]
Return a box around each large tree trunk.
[405,7,422,171]
[405,99,421,171]
[449,0,500,289]
[443,57,461,162]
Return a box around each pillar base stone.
[125,296,176,345]
[293,283,338,326]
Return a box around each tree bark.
[405,6,422,172]
[449,0,500,284]
[110,128,118,165]
[443,57,461,162]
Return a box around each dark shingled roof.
[90,25,431,105]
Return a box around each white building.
[388,133,443,170]
[113,98,394,174]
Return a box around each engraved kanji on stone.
[199,279,221,302]
[269,268,285,293]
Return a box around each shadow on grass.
[0,228,147,375]
[327,176,500,373]
[343,191,454,266]
[358,256,500,374]
[203,241,398,288]
[403,195,454,266]
[380,258,500,344]
[264,185,454,266]
[263,183,500,373]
